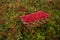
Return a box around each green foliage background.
[0,0,60,40]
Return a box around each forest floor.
[0,0,60,40]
